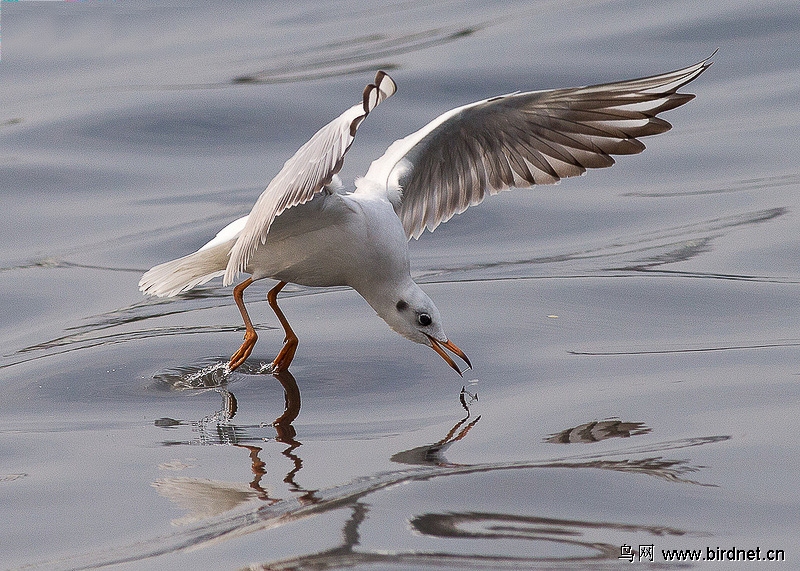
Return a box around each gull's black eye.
[396,300,408,312]
[417,313,432,326]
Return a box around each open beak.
[425,334,472,376]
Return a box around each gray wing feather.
[362,54,713,239]
[224,71,397,285]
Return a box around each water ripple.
[14,434,727,571]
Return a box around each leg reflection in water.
[152,368,316,520]
[135,383,726,569]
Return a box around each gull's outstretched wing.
[224,71,397,285]
[359,54,714,240]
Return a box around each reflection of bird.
[152,477,260,526]
[391,414,481,467]
[545,419,651,444]
[140,56,712,374]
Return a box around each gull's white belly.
[244,191,410,290]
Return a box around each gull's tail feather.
[139,241,231,298]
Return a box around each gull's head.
[373,280,471,376]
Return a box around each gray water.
[1,1,798,569]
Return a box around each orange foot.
[269,334,298,373]
[229,329,257,371]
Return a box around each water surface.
[0,1,798,569]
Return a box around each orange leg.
[229,277,257,371]
[267,281,298,372]
[228,279,298,372]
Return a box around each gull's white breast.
[246,191,410,290]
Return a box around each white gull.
[139,55,713,375]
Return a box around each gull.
[139,55,713,375]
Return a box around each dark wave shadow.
[415,206,797,285]
[0,286,286,370]
[247,507,689,570]
[0,258,144,275]
[621,173,800,198]
[570,339,800,357]
[0,321,274,371]
[230,26,477,85]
